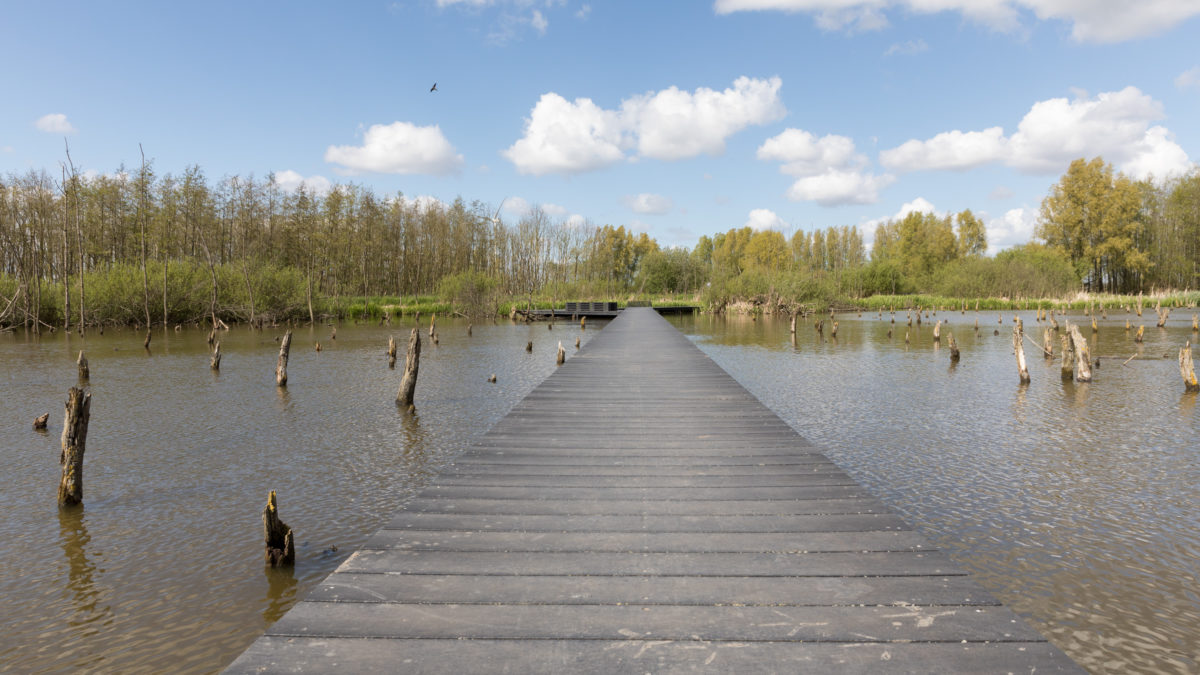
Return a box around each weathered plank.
[224,308,1081,673]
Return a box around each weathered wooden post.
[580,316,586,330]
[814,320,824,334]
[1193,314,1199,332]
[396,328,420,408]
[1060,334,1074,380]
[947,333,960,362]
[1091,316,1098,332]
[1043,328,1054,359]
[58,387,92,507]
[1181,342,1199,393]
[556,341,565,365]
[1157,306,1170,328]
[143,330,152,350]
[314,342,322,352]
[575,337,580,349]
[1069,323,1092,382]
[789,314,796,334]
[210,342,221,370]
[276,331,292,387]
[77,351,89,381]
[1013,321,1030,384]
[1135,325,1145,343]
[1049,310,1059,331]
[429,313,436,338]
[830,321,838,338]
[467,323,473,337]
[263,490,295,567]
[933,320,941,342]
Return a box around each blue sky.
[3,1,1198,252]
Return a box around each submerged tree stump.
[77,351,89,381]
[58,387,92,508]
[387,335,397,369]
[488,373,496,383]
[575,337,580,349]
[1043,328,1054,359]
[1069,324,1092,382]
[211,342,221,370]
[1135,325,1145,343]
[1193,314,1198,332]
[467,323,473,337]
[33,413,49,430]
[1013,322,1030,384]
[396,328,421,408]
[933,320,941,342]
[789,314,796,334]
[263,490,295,567]
[556,341,565,365]
[1181,342,1199,393]
[1157,307,1170,328]
[948,333,960,362]
[276,331,293,387]
[525,340,533,353]
[830,321,838,338]
[580,316,586,330]
[429,314,437,338]
[143,330,152,350]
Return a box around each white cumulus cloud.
[746,208,787,230]
[881,87,1193,181]
[712,0,1200,43]
[1177,66,1200,90]
[621,76,786,161]
[880,127,1007,171]
[504,77,784,175]
[325,121,464,175]
[273,170,333,195]
[758,128,893,206]
[623,193,674,215]
[787,169,896,206]
[503,93,625,175]
[36,113,77,134]
[986,207,1038,253]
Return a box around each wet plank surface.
[225,308,1081,673]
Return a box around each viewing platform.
[516,300,698,319]
[226,308,1080,673]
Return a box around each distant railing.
[564,302,619,312]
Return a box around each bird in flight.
[430,82,438,92]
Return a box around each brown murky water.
[0,318,597,673]
[2,310,1198,673]
[671,310,1200,674]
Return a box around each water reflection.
[262,567,298,625]
[57,508,111,630]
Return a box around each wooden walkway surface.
[226,308,1081,673]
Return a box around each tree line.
[2,154,1198,330]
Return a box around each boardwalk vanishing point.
[226,308,1082,673]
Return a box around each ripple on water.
[677,312,1200,674]
[0,319,600,673]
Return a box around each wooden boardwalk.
[226,308,1081,673]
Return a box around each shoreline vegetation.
[3,154,1198,331]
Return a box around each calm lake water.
[1,309,1198,673]
[674,310,1199,675]
[0,317,596,673]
